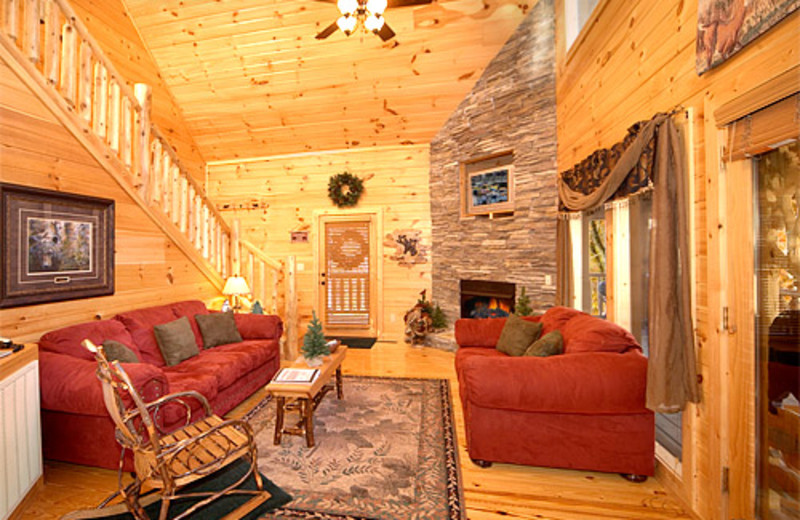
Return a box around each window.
[583,208,606,317]
[564,0,601,50]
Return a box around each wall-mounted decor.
[384,229,429,267]
[328,172,364,207]
[696,0,800,74]
[0,183,114,308]
[460,152,514,217]
[291,231,309,243]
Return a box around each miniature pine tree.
[430,303,448,330]
[251,300,264,315]
[515,287,533,316]
[302,311,330,360]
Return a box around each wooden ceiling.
[122,0,534,161]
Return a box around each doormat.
[245,376,465,520]
[327,336,377,349]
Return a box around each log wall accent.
[207,145,432,342]
[554,0,800,517]
[429,0,557,321]
[0,58,219,343]
[67,0,206,182]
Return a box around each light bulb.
[337,0,359,15]
[364,13,384,32]
[366,0,387,15]
[336,15,357,35]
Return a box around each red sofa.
[38,300,282,470]
[455,306,655,477]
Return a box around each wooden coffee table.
[266,346,347,447]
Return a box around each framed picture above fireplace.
[460,151,514,217]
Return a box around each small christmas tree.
[251,300,264,315]
[515,287,533,316]
[302,311,330,360]
[430,303,448,330]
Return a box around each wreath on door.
[328,172,364,207]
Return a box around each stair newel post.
[150,139,162,204]
[216,222,223,274]
[271,264,278,315]
[77,40,91,123]
[121,97,132,167]
[59,20,76,106]
[247,252,255,300]
[195,195,203,250]
[231,219,241,281]
[43,0,60,85]
[24,0,40,64]
[92,62,107,138]
[258,259,266,312]
[170,164,180,225]
[108,80,120,152]
[133,83,151,200]
[5,0,19,41]
[284,255,298,360]
[202,205,210,259]
[161,152,171,214]
[179,175,187,233]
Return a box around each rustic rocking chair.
[82,339,271,520]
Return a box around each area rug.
[245,376,465,520]
[326,336,377,349]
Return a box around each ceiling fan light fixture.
[364,13,384,32]
[337,0,359,16]
[366,0,388,15]
[336,14,358,35]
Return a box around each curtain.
[555,216,572,307]
[557,113,700,412]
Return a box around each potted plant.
[302,311,330,367]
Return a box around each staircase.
[0,0,298,357]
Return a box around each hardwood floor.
[18,341,693,519]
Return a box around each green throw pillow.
[524,330,564,357]
[195,312,243,349]
[101,339,139,363]
[153,316,199,366]
[496,314,543,357]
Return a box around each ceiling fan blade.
[376,22,396,41]
[315,21,339,39]
[388,0,433,6]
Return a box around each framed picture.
[0,183,114,308]
[465,166,514,216]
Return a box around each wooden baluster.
[273,264,279,315]
[108,80,120,151]
[202,205,210,259]
[209,217,216,270]
[161,152,171,215]
[222,234,229,279]
[178,176,187,233]
[121,97,132,167]
[134,84,151,200]
[25,0,40,64]
[171,165,180,224]
[258,260,266,310]
[77,41,92,124]
[5,0,19,41]
[92,63,107,137]
[215,223,222,273]
[59,21,76,106]
[186,186,194,241]
[247,253,255,298]
[231,220,241,276]
[150,139,162,204]
[197,198,203,251]
[43,0,60,85]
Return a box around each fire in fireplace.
[460,280,515,319]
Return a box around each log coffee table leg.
[274,396,286,445]
[303,398,315,447]
[335,367,343,399]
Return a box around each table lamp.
[223,275,250,312]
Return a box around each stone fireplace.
[460,280,515,318]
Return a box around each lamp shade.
[337,0,359,15]
[223,276,250,296]
[366,0,387,15]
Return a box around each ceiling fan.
[315,0,435,41]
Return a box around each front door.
[318,214,378,337]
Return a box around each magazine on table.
[273,367,320,384]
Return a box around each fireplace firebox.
[460,280,515,319]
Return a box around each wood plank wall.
[0,58,220,344]
[554,1,800,518]
[66,0,207,183]
[206,145,432,342]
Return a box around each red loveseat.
[38,300,282,470]
[455,306,655,478]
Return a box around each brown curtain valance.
[558,120,656,212]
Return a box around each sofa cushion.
[524,330,563,357]
[102,340,140,363]
[153,317,199,366]
[560,313,640,354]
[175,340,279,390]
[540,306,584,335]
[455,316,541,349]
[115,304,182,366]
[234,313,283,340]
[170,300,210,350]
[39,320,139,361]
[195,312,242,349]
[496,314,543,357]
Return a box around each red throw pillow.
[560,313,640,354]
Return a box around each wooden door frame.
[312,208,384,338]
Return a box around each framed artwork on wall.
[460,151,515,217]
[0,183,115,308]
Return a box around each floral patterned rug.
[245,376,465,520]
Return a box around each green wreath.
[328,172,364,207]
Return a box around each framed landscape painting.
[697,0,800,74]
[0,183,114,308]
[466,166,514,216]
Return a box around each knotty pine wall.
[67,0,206,182]
[0,57,219,344]
[207,145,432,341]
[555,1,800,518]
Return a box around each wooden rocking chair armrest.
[144,391,214,432]
[146,391,213,415]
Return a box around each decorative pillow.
[524,330,564,357]
[195,312,243,349]
[101,339,140,363]
[496,314,543,357]
[153,317,199,366]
